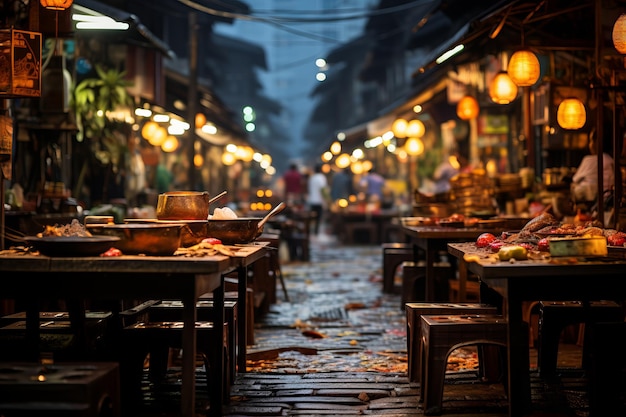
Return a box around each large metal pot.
[156,191,210,220]
[86,223,184,255]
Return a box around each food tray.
[549,236,607,257]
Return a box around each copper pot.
[86,223,184,255]
[156,191,210,220]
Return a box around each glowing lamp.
[613,13,626,54]
[391,118,408,138]
[405,137,424,156]
[489,71,518,104]
[195,113,206,129]
[557,98,586,130]
[40,0,73,10]
[507,49,540,87]
[406,119,425,138]
[456,95,479,120]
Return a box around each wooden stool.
[401,261,452,308]
[420,314,520,416]
[586,322,626,416]
[447,278,480,302]
[343,222,378,244]
[121,320,230,407]
[382,243,414,294]
[400,261,425,308]
[147,300,238,380]
[537,300,623,378]
[0,361,120,417]
[405,303,498,382]
[0,313,113,361]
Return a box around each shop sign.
[0,29,42,97]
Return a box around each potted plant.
[70,65,135,205]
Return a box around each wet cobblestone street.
[222,231,602,417]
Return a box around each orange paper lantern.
[40,0,73,10]
[456,95,479,120]
[557,98,586,130]
[489,72,518,104]
[508,49,540,87]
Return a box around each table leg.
[457,258,467,302]
[237,266,247,373]
[425,247,436,301]
[181,293,198,417]
[506,297,531,417]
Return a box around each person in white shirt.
[571,131,614,203]
[307,163,328,235]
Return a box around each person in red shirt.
[283,163,304,205]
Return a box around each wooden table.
[448,242,626,417]
[333,208,404,244]
[400,225,494,301]
[0,244,267,417]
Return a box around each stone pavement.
[221,230,601,417]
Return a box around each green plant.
[71,64,134,143]
[70,65,135,203]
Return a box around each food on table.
[607,231,626,247]
[537,238,550,252]
[210,207,238,220]
[39,219,92,237]
[476,233,496,248]
[497,245,528,261]
[520,212,559,233]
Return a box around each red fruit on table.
[488,240,505,253]
[537,238,550,252]
[476,233,496,248]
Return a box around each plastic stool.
[537,300,623,378]
[420,314,523,416]
[405,302,498,382]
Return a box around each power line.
[179,0,435,23]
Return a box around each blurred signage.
[0,29,42,97]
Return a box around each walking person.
[283,163,304,206]
[307,163,328,236]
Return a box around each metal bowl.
[205,218,264,244]
[156,191,210,220]
[86,223,184,255]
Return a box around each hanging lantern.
[222,152,236,166]
[391,118,408,138]
[557,98,586,130]
[405,137,424,156]
[406,119,425,138]
[456,95,479,120]
[195,113,206,129]
[613,13,626,54]
[40,0,73,10]
[335,153,351,169]
[489,71,518,104]
[507,49,540,87]
[160,135,179,152]
[330,141,342,155]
